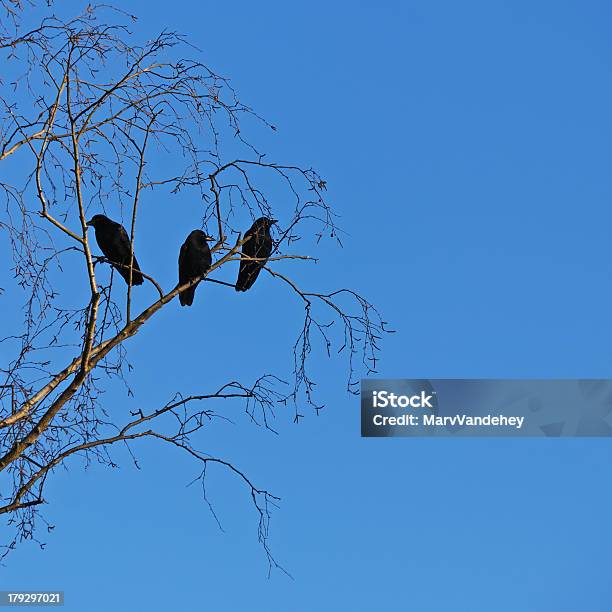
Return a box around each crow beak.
[85,219,93,227]
[270,219,278,225]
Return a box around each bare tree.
[0,2,388,571]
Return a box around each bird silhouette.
[86,214,144,286]
[178,230,213,306]
[235,217,276,292]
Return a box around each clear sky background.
[2,1,612,610]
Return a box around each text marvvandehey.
[372,413,525,429]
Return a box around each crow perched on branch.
[235,217,276,292]
[86,214,144,286]
[178,230,213,306]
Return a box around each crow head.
[86,214,112,229]
[187,229,214,245]
[254,217,277,230]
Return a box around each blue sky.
[2,1,612,610]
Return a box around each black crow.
[86,214,144,286]
[178,230,213,307]
[235,217,276,292]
